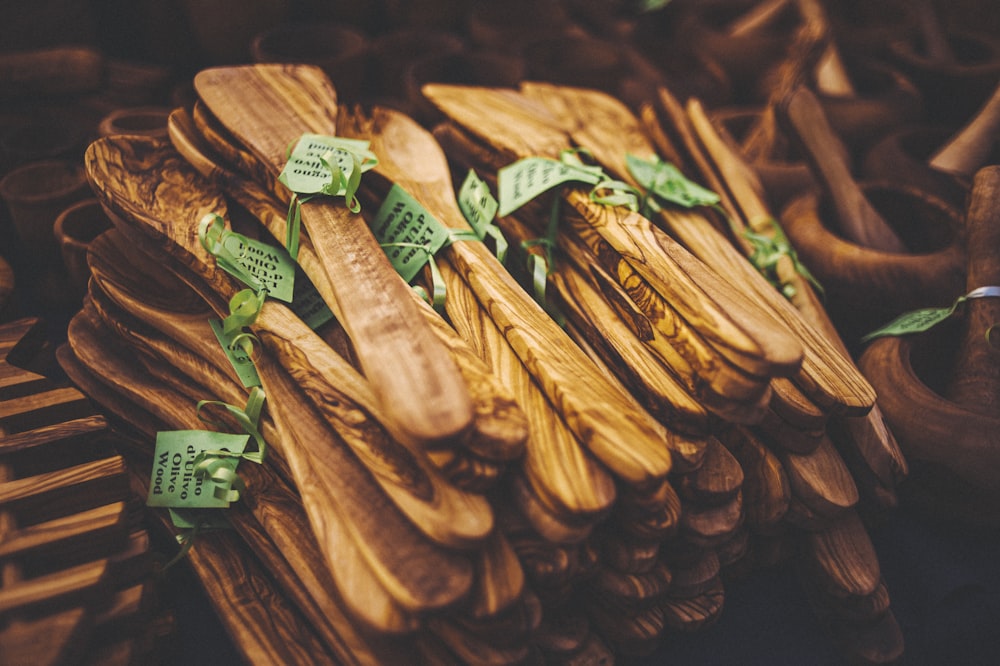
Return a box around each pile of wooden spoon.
[57,62,909,663]
[421,80,904,661]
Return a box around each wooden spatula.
[192,64,473,449]
[338,103,676,488]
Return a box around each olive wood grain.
[168,107,528,462]
[800,511,881,600]
[500,212,712,437]
[685,96,907,491]
[438,258,616,520]
[339,104,675,488]
[524,81,876,416]
[63,306,422,633]
[674,436,744,506]
[436,139,773,421]
[423,83,802,379]
[89,228,495,552]
[716,426,790,532]
[779,435,859,519]
[192,64,473,449]
[84,136,496,551]
[56,344,422,658]
[777,86,908,253]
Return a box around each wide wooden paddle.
[777,85,908,254]
[192,63,473,449]
[166,107,528,463]
[338,103,676,488]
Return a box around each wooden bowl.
[862,124,971,209]
[52,198,111,297]
[780,182,966,347]
[97,106,171,140]
[887,29,1000,125]
[859,323,1000,525]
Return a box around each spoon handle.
[929,83,1000,178]
[778,86,908,254]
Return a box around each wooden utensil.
[192,64,473,449]
[166,107,529,463]
[61,307,421,640]
[523,82,875,415]
[684,96,908,494]
[84,135,485,607]
[777,85,908,253]
[422,83,802,379]
[338,103,675,488]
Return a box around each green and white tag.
[146,430,249,509]
[626,153,720,209]
[219,232,296,303]
[458,169,508,263]
[497,156,604,217]
[278,134,378,199]
[370,184,452,283]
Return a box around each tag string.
[279,134,379,260]
[198,214,265,291]
[196,386,268,464]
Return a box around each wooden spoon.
[524,82,875,416]
[192,63,473,449]
[166,107,529,463]
[425,83,803,382]
[338,103,675,488]
[777,85,909,254]
[84,135,479,610]
[62,304,419,638]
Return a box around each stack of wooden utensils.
[57,62,907,664]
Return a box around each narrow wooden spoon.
[338,104,676,488]
[84,135,478,611]
[192,63,473,449]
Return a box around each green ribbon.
[221,288,266,337]
[742,218,824,301]
[862,286,1000,343]
[380,229,482,313]
[198,214,264,291]
[195,386,268,465]
[457,169,509,264]
[278,134,379,260]
[625,153,720,215]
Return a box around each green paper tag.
[862,286,1000,342]
[626,153,720,209]
[497,156,604,217]
[458,169,499,237]
[220,233,296,303]
[278,134,377,197]
[291,268,334,330]
[210,317,261,388]
[168,507,233,531]
[370,184,452,283]
[147,430,249,509]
